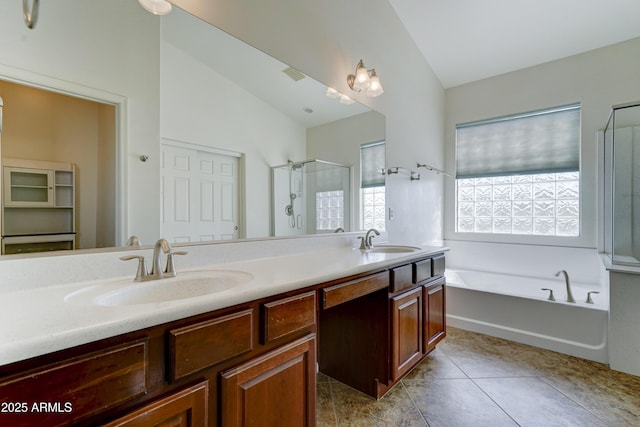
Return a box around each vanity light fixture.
[347,60,384,97]
[138,0,172,15]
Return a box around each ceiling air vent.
[282,67,306,82]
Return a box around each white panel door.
[161,144,239,244]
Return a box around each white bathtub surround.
[0,233,446,365]
[443,240,610,363]
[608,270,640,376]
[446,269,608,363]
[444,240,608,286]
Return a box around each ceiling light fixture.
[138,0,172,15]
[347,59,384,97]
[326,87,355,105]
[23,0,40,29]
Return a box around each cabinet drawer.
[0,338,148,426]
[414,258,432,284]
[168,309,253,381]
[390,263,414,293]
[432,255,446,277]
[322,272,388,309]
[102,380,209,427]
[261,291,316,344]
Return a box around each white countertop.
[0,244,446,366]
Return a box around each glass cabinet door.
[3,167,54,207]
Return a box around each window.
[455,104,581,236]
[361,141,386,230]
[316,190,344,231]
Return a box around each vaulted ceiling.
[389,0,640,88]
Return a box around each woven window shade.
[361,141,385,188]
[456,104,580,179]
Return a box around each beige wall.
[0,80,116,248]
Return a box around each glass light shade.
[326,87,340,99]
[353,61,371,91]
[339,94,355,105]
[366,72,384,97]
[138,0,172,15]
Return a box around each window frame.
[449,104,585,247]
[360,141,386,231]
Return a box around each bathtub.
[445,269,609,363]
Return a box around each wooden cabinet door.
[424,279,446,354]
[390,287,423,381]
[102,381,208,427]
[220,334,316,427]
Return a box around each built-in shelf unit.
[2,158,76,254]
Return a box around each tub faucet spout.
[555,270,575,303]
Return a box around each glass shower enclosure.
[271,160,351,236]
[603,101,640,265]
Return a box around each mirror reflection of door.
[161,142,240,243]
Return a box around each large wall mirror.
[0,0,385,256]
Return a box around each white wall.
[444,37,640,375]
[171,0,446,245]
[307,111,386,231]
[0,0,160,245]
[609,271,640,375]
[160,35,307,238]
[444,38,640,254]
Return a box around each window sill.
[445,231,595,249]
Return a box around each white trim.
[161,137,242,158]
[0,63,127,246]
[2,157,73,171]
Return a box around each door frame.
[0,63,126,246]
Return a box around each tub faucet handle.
[586,291,600,304]
[541,288,556,301]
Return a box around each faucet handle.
[165,250,188,276]
[586,291,600,304]
[120,255,148,282]
[541,288,555,301]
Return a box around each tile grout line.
[327,380,339,427]
[399,380,431,426]
[468,376,523,427]
[536,375,610,426]
[441,346,522,426]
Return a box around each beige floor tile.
[319,327,640,427]
[331,381,427,426]
[475,377,607,427]
[405,378,517,427]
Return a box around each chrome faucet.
[555,270,575,303]
[358,228,380,250]
[120,238,187,282]
[150,238,172,278]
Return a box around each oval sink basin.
[65,270,253,306]
[368,245,421,253]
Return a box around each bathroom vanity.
[0,244,446,426]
